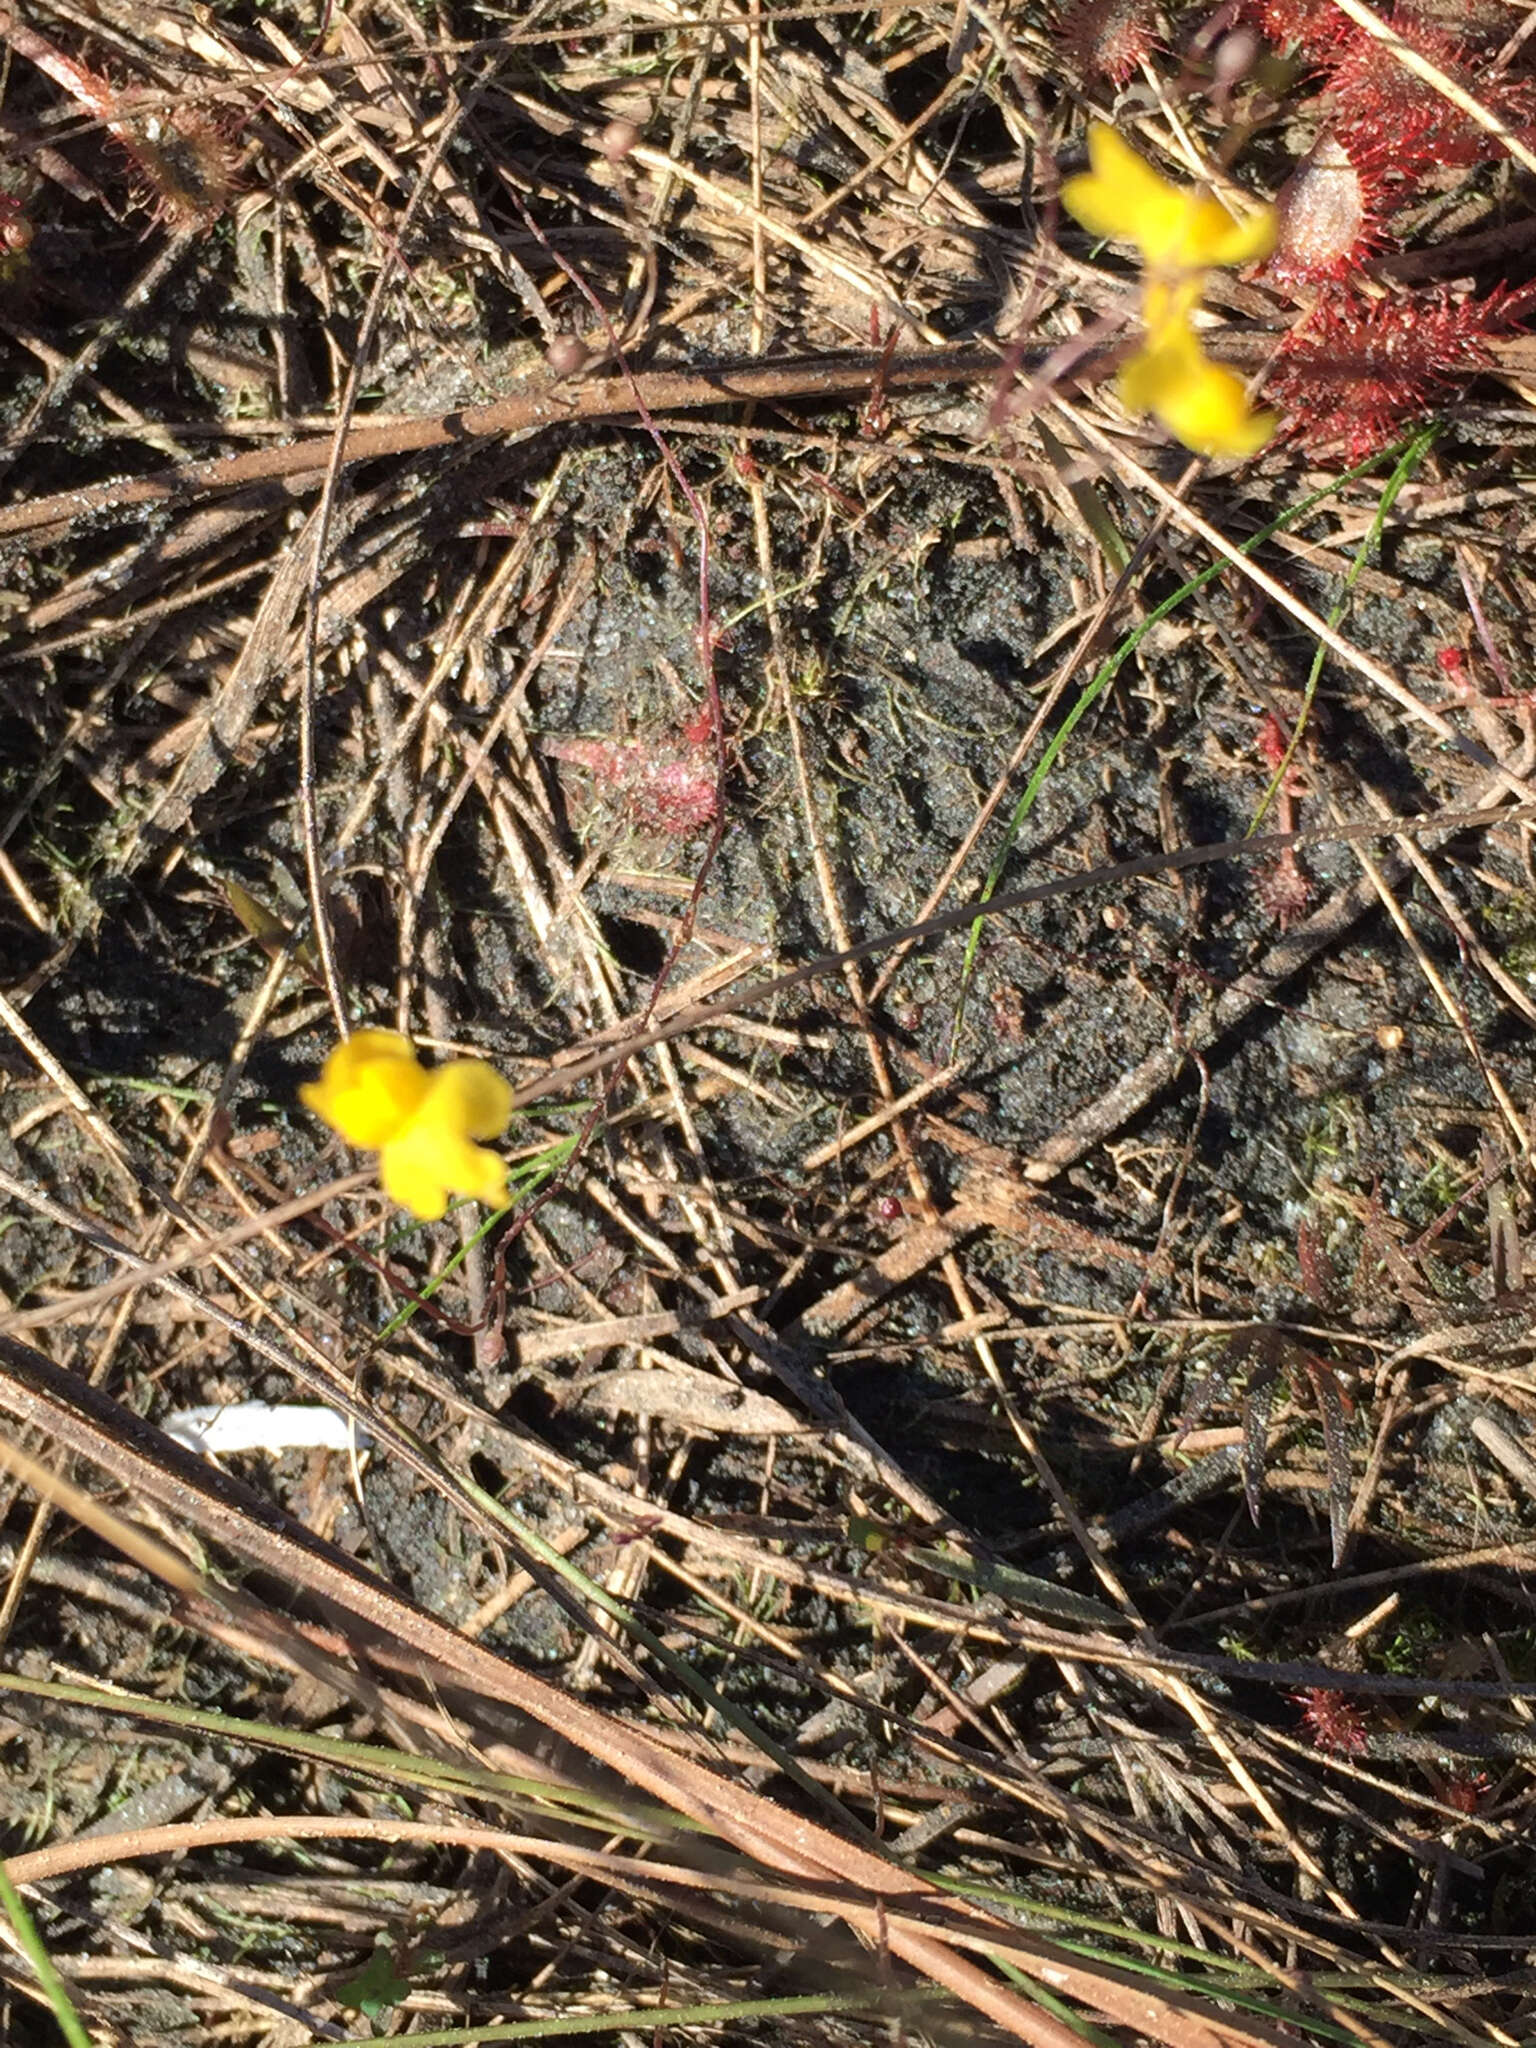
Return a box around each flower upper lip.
[1063,124,1276,276]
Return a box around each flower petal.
[1064,124,1275,274]
[1120,319,1275,457]
[377,1136,453,1222]
[1064,124,1194,263]
[1186,196,1276,270]
[424,1059,515,1143]
[300,1031,430,1148]
[379,1122,509,1221]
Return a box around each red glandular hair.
[1269,284,1536,458]
[1294,1687,1370,1754]
[1232,0,1355,64]
[122,106,238,230]
[1324,15,1536,174]
[1053,0,1163,84]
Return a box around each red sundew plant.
[1441,1770,1492,1814]
[1323,16,1536,173]
[540,724,720,838]
[1232,0,1355,61]
[1293,1686,1371,1754]
[1053,0,1164,84]
[1268,285,1536,459]
[1254,852,1313,925]
[1,15,236,229]
[119,105,238,230]
[1219,0,1536,441]
[1261,7,1536,275]
[1428,644,1533,708]
[1252,714,1311,925]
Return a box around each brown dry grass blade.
[0,1329,1297,2048]
[1303,1354,1355,1569]
[0,1810,1301,2048]
[0,345,1004,545]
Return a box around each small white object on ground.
[161,1402,363,1457]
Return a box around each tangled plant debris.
[4,0,1536,2041]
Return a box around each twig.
[0,346,1003,543]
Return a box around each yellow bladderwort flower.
[302,1030,512,1222]
[1062,125,1278,458]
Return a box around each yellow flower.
[1063,125,1276,277]
[1062,125,1277,457]
[302,1030,513,1221]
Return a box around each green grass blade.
[0,1860,92,2048]
[374,1132,578,1343]
[899,1541,1127,1628]
[346,1988,947,2046]
[0,1671,688,1840]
